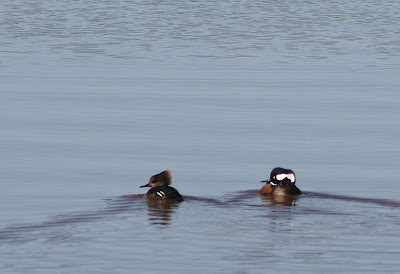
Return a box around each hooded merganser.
[140,170,183,201]
[260,167,301,196]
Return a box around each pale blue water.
[1,0,400,272]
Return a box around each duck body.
[260,167,301,196]
[140,170,183,201]
[146,185,183,201]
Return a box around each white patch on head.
[276,173,296,183]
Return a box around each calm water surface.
[1,0,400,272]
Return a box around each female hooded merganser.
[140,170,183,201]
[260,167,301,196]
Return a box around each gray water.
[1,0,400,272]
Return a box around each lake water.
[1,0,400,272]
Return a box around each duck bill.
[140,183,150,188]
[260,179,277,186]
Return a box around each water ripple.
[1,0,399,62]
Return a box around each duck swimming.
[140,170,183,201]
[260,167,301,196]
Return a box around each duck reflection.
[261,194,297,206]
[146,199,182,227]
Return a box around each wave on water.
[1,190,399,245]
[302,191,400,208]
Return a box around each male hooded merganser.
[260,167,301,196]
[140,170,183,201]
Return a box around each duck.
[140,170,183,201]
[260,167,301,196]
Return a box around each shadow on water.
[1,190,400,245]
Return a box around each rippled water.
[2,192,400,272]
[1,0,400,272]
